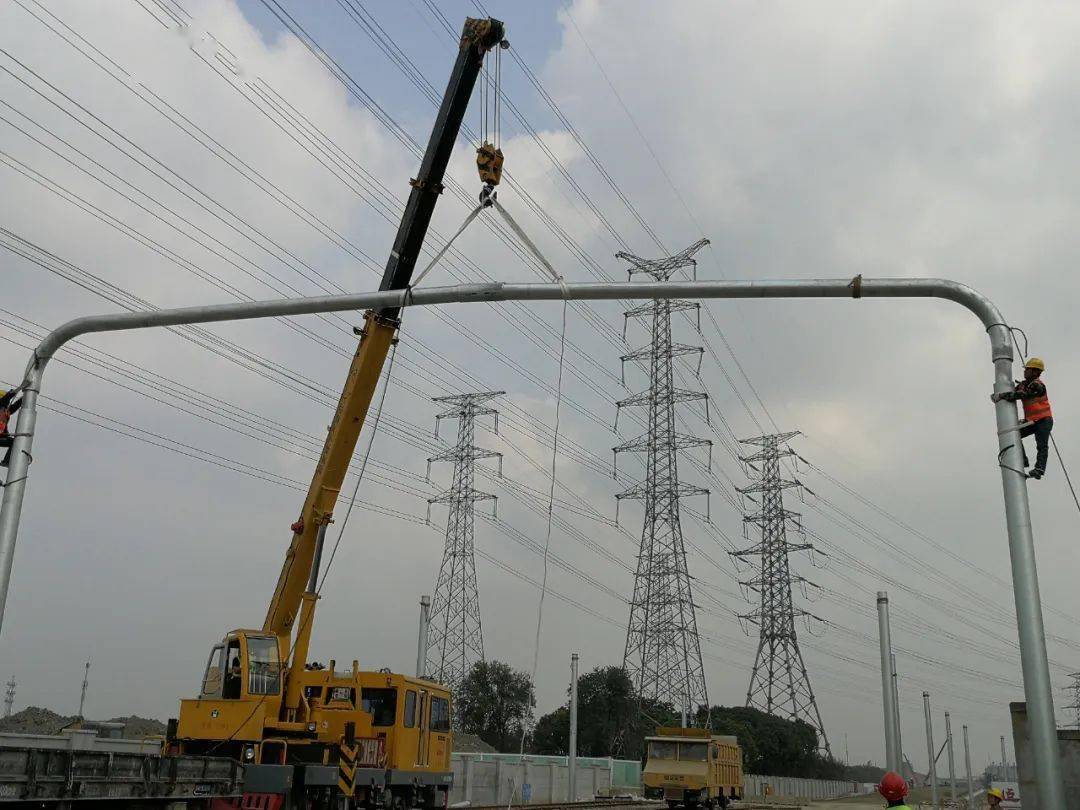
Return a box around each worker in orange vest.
[0,388,23,468]
[992,357,1053,479]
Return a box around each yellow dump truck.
[643,727,743,809]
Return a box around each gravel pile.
[0,707,167,739]
[0,706,72,735]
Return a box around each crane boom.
[262,17,505,640]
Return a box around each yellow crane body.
[167,15,506,809]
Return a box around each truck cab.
[643,727,743,810]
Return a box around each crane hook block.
[477,142,504,187]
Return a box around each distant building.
[985,763,1018,782]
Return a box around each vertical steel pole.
[924,692,938,808]
[891,651,903,772]
[0,372,39,635]
[945,712,957,804]
[416,595,431,678]
[878,592,900,772]
[569,653,579,802]
[1001,735,1008,781]
[988,320,1065,808]
[963,725,974,807]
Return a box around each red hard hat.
[877,771,908,801]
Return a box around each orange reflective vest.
[1022,382,1052,422]
[0,408,9,435]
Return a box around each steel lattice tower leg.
[1065,672,1080,729]
[734,432,831,754]
[424,391,503,702]
[2,677,13,718]
[614,239,712,720]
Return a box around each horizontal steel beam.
[26,279,1004,363]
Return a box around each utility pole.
[924,692,938,808]
[878,592,900,771]
[734,432,830,755]
[891,652,904,772]
[416,595,431,679]
[3,676,13,718]
[1001,735,1008,781]
[77,658,90,719]
[614,240,711,718]
[568,653,579,802]
[963,725,974,808]
[945,711,957,805]
[425,392,503,699]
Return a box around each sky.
[2,0,1079,776]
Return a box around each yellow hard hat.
[987,787,1005,799]
[1025,357,1045,371]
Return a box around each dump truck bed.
[0,744,241,804]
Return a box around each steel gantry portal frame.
[0,277,1067,809]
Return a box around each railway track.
[465,801,662,810]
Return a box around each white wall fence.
[450,754,611,805]
[449,753,856,804]
[744,773,858,800]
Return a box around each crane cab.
[172,630,292,759]
[173,630,375,755]
[170,630,453,809]
[201,632,284,703]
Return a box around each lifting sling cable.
[411,202,487,287]
[490,196,563,284]
[411,187,564,288]
[415,40,565,289]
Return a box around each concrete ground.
[802,785,982,807]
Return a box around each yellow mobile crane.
[166,17,507,810]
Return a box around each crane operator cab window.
[222,639,242,699]
[245,636,282,696]
[201,644,226,699]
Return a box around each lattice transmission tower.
[1065,672,1080,729]
[614,239,712,719]
[733,432,831,754]
[424,392,503,698]
[3,677,14,718]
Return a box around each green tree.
[530,706,569,755]
[699,705,844,779]
[530,665,679,759]
[457,660,535,752]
